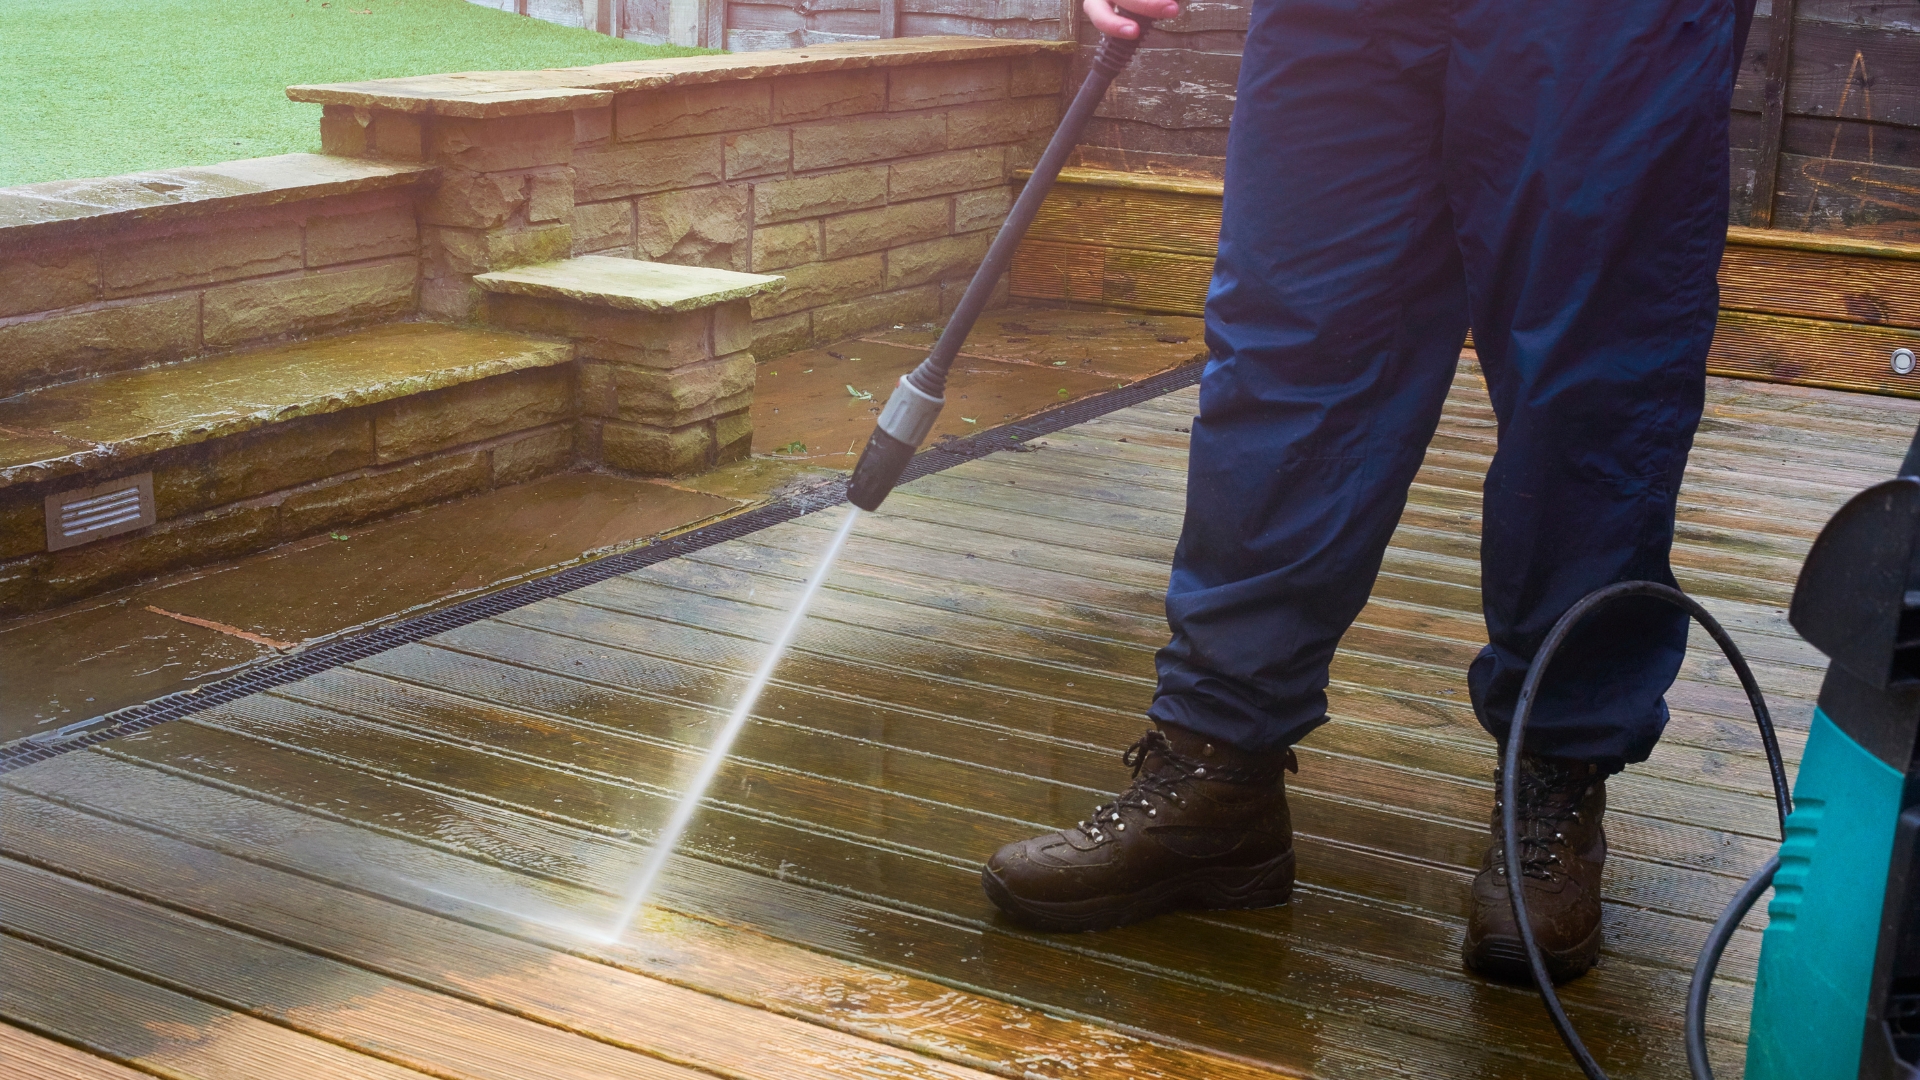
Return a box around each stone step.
[474,255,782,313]
[0,322,569,491]
[475,256,783,478]
[0,322,579,618]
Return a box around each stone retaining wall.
[0,156,431,398]
[292,37,1072,358]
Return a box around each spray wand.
[845,23,1156,512]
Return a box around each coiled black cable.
[1500,580,1793,1080]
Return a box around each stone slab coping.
[474,256,784,313]
[288,36,1075,118]
[0,154,436,247]
[0,322,569,491]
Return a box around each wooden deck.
[5,364,1917,1079]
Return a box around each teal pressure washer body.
[1746,450,1920,1080]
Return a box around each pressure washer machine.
[1743,436,1920,1080]
[843,16,1920,1075]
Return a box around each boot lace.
[1493,759,1595,881]
[1073,731,1284,844]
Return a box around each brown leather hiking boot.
[982,725,1297,932]
[1463,754,1609,984]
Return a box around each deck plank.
[8,370,1917,1079]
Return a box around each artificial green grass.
[1,0,712,188]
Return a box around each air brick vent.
[45,473,156,552]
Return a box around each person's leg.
[983,0,1471,932]
[1444,0,1746,981]
[1147,0,1470,755]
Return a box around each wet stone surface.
[0,303,1203,745]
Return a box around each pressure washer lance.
[844,22,1154,512]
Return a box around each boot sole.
[1462,918,1602,985]
[981,848,1295,933]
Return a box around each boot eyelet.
[1147,809,1156,817]
[1194,766,1207,778]
[1116,823,1126,831]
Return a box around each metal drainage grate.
[0,362,1204,774]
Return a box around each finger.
[1082,0,1140,37]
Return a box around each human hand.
[1083,0,1178,38]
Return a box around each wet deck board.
[6,366,1919,1079]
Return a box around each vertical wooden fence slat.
[705,0,725,47]
[880,0,898,39]
[1752,0,1802,227]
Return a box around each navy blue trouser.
[1148,0,1749,768]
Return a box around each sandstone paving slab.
[474,255,783,313]
[0,323,571,490]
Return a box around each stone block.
[430,113,575,173]
[617,82,772,142]
[771,70,887,123]
[0,494,43,561]
[577,359,619,417]
[0,500,281,618]
[791,115,947,173]
[488,294,712,369]
[601,419,713,476]
[725,129,792,180]
[749,253,884,319]
[574,135,723,202]
[750,220,820,272]
[0,294,200,396]
[103,221,303,298]
[372,112,426,161]
[493,423,576,485]
[750,312,811,358]
[611,352,754,425]
[423,224,573,277]
[712,301,755,356]
[574,105,613,145]
[321,105,369,157]
[634,185,750,270]
[420,171,526,229]
[420,275,479,322]
[888,147,1005,201]
[1010,54,1066,97]
[528,169,574,223]
[947,98,1057,150]
[953,186,1012,233]
[280,449,492,539]
[373,365,574,463]
[889,60,1009,111]
[885,231,994,290]
[752,166,887,225]
[152,410,375,518]
[202,260,416,349]
[714,407,752,463]
[306,201,418,266]
[810,285,941,342]
[0,248,98,320]
[822,199,950,260]
[572,200,634,255]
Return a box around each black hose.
[1685,856,1779,1079]
[1500,580,1792,1080]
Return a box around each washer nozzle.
[847,374,943,511]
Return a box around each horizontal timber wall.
[1010,168,1920,399]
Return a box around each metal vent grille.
[45,473,156,551]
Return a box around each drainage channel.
[0,361,1204,775]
